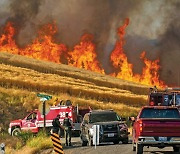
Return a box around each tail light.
[139,120,143,133]
[149,101,154,106]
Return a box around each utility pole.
[43,100,46,130]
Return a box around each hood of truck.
[88,121,125,128]
[92,121,121,125]
[10,119,22,127]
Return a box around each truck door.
[21,112,38,133]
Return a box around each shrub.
[26,131,53,153]
[18,131,34,143]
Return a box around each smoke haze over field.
[0,0,179,86]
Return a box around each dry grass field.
[0,52,150,129]
[0,51,151,153]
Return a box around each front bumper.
[8,128,11,135]
[138,136,180,146]
[99,131,129,142]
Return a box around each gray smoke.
[157,2,180,86]
[0,0,179,86]
[124,0,180,86]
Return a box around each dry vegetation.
[0,52,151,153]
[0,52,150,129]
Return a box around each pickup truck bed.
[141,119,180,136]
[132,106,180,154]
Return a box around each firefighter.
[52,114,64,136]
[53,98,60,106]
[63,112,73,146]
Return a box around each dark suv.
[80,110,129,146]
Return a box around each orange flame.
[110,18,139,82]
[22,22,67,63]
[110,18,165,87]
[0,22,19,54]
[140,51,164,87]
[0,20,166,87]
[68,33,104,74]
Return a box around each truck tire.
[81,139,88,146]
[173,146,180,152]
[82,140,88,146]
[136,143,143,154]
[12,128,21,136]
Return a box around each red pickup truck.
[131,106,180,154]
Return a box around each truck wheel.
[173,146,180,152]
[80,135,88,146]
[122,137,129,144]
[12,128,21,136]
[136,143,143,154]
[82,140,88,146]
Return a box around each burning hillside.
[0,18,165,87]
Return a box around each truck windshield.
[89,113,120,123]
[140,108,180,119]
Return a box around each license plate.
[108,133,114,137]
[159,137,167,141]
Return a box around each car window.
[89,112,119,123]
[27,112,37,120]
[140,108,180,119]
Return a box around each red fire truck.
[149,87,180,107]
[8,95,90,136]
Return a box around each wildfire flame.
[110,18,139,82]
[140,51,164,87]
[0,22,19,54]
[110,18,165,87]
[68,33,104,74]
[22,22,67,63]
[0,19,165,87]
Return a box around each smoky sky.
[0,0,179,86]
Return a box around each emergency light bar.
[165,87,180,92]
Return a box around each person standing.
[63,113,73,146]
[52,114,64,136]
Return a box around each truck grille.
[102,124,118,132]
